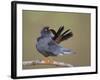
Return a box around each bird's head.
[41,26,52,37]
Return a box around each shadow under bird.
[36,26,75,64]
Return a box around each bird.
[36,26,74,64]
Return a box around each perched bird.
[36,26,74,64]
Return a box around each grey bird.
[36,26,74,63]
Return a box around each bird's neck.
[37,36,52,41]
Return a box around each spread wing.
[50,26,64,40]
[50,26,73,44]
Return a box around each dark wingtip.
[61,31,73,41]
[56,26,64,36]
[61,29,71,36]
[49,26,73,43]
[52,26,64,40]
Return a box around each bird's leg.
[43,57,50,64]
[42,57,55,64]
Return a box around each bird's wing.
[50,26,73,44]
[47,40,73,56]
[50,26,64,43]
[55,26,64,39]
[60,29,73,42]
[49,29,56,37]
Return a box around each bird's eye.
[44,29,47,31]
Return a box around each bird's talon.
[42,59,55,64]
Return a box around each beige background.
[22,10,91,69]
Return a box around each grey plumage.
[36,26,74,57]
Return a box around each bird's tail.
[61,48,76,55]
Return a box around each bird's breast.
[36,37,51,52]
[38,37,50,45]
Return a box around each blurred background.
[22,10,91,69]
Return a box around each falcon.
[36,26,74,64]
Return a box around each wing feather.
[50,26,73,44]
